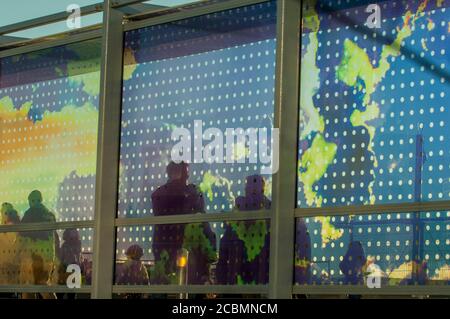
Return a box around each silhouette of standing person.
[0,203,21,298]
[57,229,82,299]
[339,241,367,286]
[18,190,57,299]
[216,175,271,286]
[295,218,311,285]
[151,162,216,285]
[116,244,150,298]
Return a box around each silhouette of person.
[116,244,150,290]
[59,229,81,269]
[0,203,21,291]
[81,257,92,285]
[18,190,57,299]
[339,241,367,285]
[21,190,56,238]
[151,161,216,285]
[1,203,20,225]
[295,218,311,285]
[216,175,271,285]
[57,229,81,299]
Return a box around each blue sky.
[1,0,198,38]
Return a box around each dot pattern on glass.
[295,211,449,285]
[0,39,101,229]
[298,0,450,208]
[118,1,277,218]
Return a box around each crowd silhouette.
[0,162,313,299]
[0,190,90,299]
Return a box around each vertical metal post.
[412,133,425,283]
[177,248,189,299]
[269,0,301,299]
[91,0,124,299]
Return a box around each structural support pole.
[269,0,301,299]
[91,0,124,299]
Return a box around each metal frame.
[0,285,91,294]
[292,0,450,298]
[0,3,104,36]
[91,0,125,299]
[0,0,448,299]
[115,210,272,227]
[293,285,450,297]
[112,284,268,295]
[0,29,101,58]
[295,201,450,218]
[0,220,94,233]
[123,0,271,31]
[0,0,167,36]
[268,0,301,299]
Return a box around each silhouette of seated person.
[339,241,367,285]
[151,161,216,284]
[18,190,57,299]
[216,175,271,285]
[294,218,311,285]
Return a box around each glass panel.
[0,39,101,222]
[112,293,267,299]
[297,0,450,208]
[0,228,93,292]
[118,0,277,218]
[294,212,449,286]
[115,220,270,286]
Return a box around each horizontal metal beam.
[0,35,29,45]
[111,0,148,8]
[124,0,270,31]
[0,0,164,38]
[0,28,101,58]
[295,201,450,218]
[115,210,272,227]
[293,285,450,296]
[0,220,94,233]
[0,285,91,294]
[118,3,167,15]
[113,284,268,294]
[0,3,104,36]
